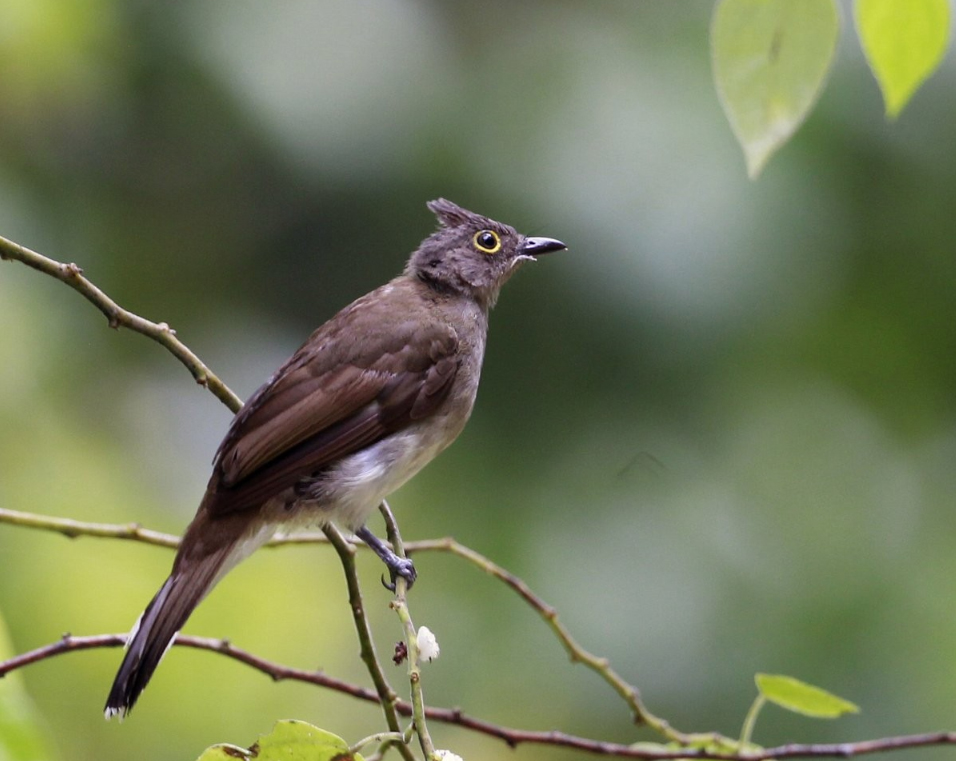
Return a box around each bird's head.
[406,198,566,310]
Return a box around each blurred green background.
[2,2,956,760]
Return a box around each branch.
[0,234,242,414]
[0,506,327,551]
[3,634,953,760]
[404,538,686,741]
[381,502,437,760]
[0,507,181,548]
[0,506,672,738]
[322,524,416,761]
[7,507,955,759]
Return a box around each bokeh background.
[1,2,955,760]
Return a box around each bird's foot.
[380,556,417,592]
[355,525,417,591]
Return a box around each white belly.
[313,423,454,530]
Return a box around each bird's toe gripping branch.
[355,525,417,591]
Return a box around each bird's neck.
[414,269,498,313]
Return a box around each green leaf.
[755,674,860,718]
[712,0,840,178]
[854,0,951,118]
[195,720,365,761]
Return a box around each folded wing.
[203,318,460,516]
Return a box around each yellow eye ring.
[473,230,501,254]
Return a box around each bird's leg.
[355,525,417,591]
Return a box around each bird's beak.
[519,236,567,261]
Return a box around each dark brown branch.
[1,634,954,760]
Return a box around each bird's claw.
[380,557,417,592]
[355,524,417,592]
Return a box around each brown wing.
[202,312,460,516]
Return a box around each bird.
[104,198,567,718]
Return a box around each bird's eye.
[473,230,501,254]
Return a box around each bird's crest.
[427,198,478,229]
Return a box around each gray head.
[405,199,566,311]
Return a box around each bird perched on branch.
[104,198,566,718]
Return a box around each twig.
[403,538,688,741]
[0,507,328,551]
[322,524,416,761]
[381,502,437,760]
[351,730,408,758]
[3,634,954,759]
[0,234,241,414]
[0,507,180,548]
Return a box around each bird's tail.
[103,558,224,719]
